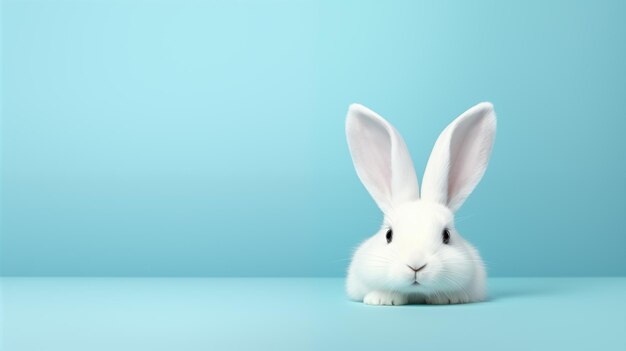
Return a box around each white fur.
[345,103,496,305]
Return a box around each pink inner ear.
[447,112,495,211]
[354,116,392,201]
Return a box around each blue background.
[1,0,625,277]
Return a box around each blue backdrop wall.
[1,0,625,276]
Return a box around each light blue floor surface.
[1,277,624,350]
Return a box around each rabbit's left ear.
[346,104,420,214]
[421,103,497,212]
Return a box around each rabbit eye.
[385,228,393,244]
[442,228,451,244]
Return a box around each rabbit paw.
[425,293,468,305]
[363,291,409,306]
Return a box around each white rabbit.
[345,102,496,305]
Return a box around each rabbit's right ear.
[421,102,496,212]
[346,104,419,214]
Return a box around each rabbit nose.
[407,263,427,272]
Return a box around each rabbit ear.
[346,104,419,214]
[421,102,496,212]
